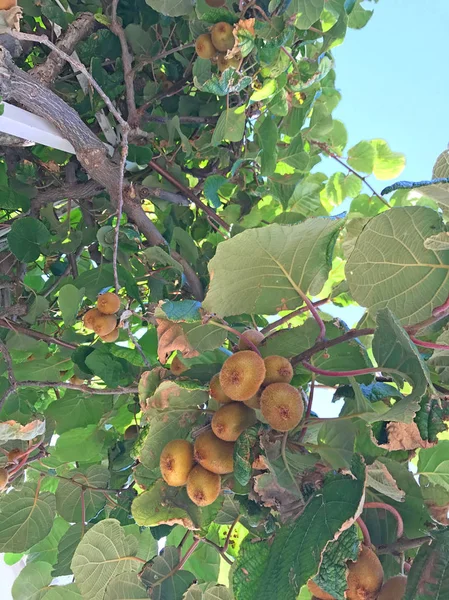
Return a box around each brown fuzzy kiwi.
[195,33,217,59]
[260,383,303,431]
[97,292,120,315]
[171,355,188,376]
[206,0,225,6]
[7,448,23,463]
[212,402,256,442]
[378,575,407,600]
[307,580,335,600]
[346,545,384,600]
[194,430,234,474]
[83,308,101,330]
[100,328,119,343]
[219,351,266,401]
[0,468,8,490]
[187,465,221,506]
[124,425,139,440]
[92,314,117,337]
[209,373,233,404]
[263,355,294,385]
[70,375,85,385]
[160,439,194,486]
[238,329,265,350]
[244,393,261,409]
[217,52,241,72]
[211,21,235,52]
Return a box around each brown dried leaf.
[0,419,45,443]
[252,472,303,522]
[366,461,405,502]
[426,502,449,525]
[156,318,199,363]
[381,421,436,451]
[237,18,255,36]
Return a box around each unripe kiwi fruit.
[211,22,235,52]
[219,351,265,401]
[124,425,139,440]
[260,383,303,431]
[171,355,188,376]
[160,439,194,486]
[217,52,241,72]
[238,329,265,350]
[194,430,234,474]
[97,292,120,315]
[378,575,407,600]
[0,468,8,490]
[212,402,256,441]
[307,580,334,600]
[187,465,221,506]
[100,328,119,343]
[195,33,217,59]
[263,355,294,385]
[346,545,384,600]
[209,373,232,404]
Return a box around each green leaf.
[140,545,195,600]
[104,572,148,600]
[7,217,50,262]
[55,466,109,522]
[286,0,324,28]
[346,206,449,325]
[371,139,406,180]
[203,219,343,317]
[12,561,53,600]
[212,106,247,146]
[143,247,183,272]
[233,538,271,600]
[42,584,82,600]
[58,284,84,326]
[27,517,70,565]
[132,480,194,528]
[418,441,449,492]
[53,524,88,577]
[45,390,112,434]
[204,176,227,209]
[347,140,375,174]
[13,357,62,382]
[84,350,125,388]
[53,425,104,463]
[0,482,56,552]
[71,519,141,600]
[145,0,194,17]
[404,531,449,599]
[181,321,228,353]
[171,227,198,264]
[257,116,278,177]
[233,457,365,600]
[233,426,258,486]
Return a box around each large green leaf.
[418,441,449,492]
[42,585,81,600]
[145,0,193,17]
[53,524,90,577]
[0,483,56,552]
[45,391,112,434]
[404,531,449,599]
[7,217,50,262]
[12,561,53,600]
[140,545,195,600]
[286,0,325,29]
[55,466,109,522]
[58,284,85,326]
[104,572,148,600]
[53,425,104,463]
[132,480,195,528]
[27,517,70,565]
[346,207,449,325]
[71,519,141,600]
[203,219,343,317]
[212,106,247,146]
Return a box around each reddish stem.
[261,299,329,335]
[356,517,371,547]
[302,362,390,378]
[364,502,404,540]
[410,336,449,351]
[294,288,326,342]
[432,294,449,317]
[403,562,411,573]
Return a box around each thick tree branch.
[376,536,431,555]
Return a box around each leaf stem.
[261,299,329,335]
[301,362,404,378]
[356,516,371,547]
[409,336,449,351]
[364,501,404,540]
[376,536,431,555]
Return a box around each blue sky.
[314,0,449,415]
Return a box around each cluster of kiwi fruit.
[195,21,242,72]
[160,329,304,507]
[308,544,408,600]
[82,292,121,342]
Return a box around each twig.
[295,287,326,342]
[143,114,219,125]
[209,319,262,355]
[364,502,404,540]
[376,536,431,555]
[356,517,371,547]
[148,160,231,233]
[0,319,77,350]
[301,361,406,379]
[12,31,127,128]
[113,126,129,293]
[133,42,195,74]
[298,375,315,443]
[261,299,329,335]
[409,336,449,351]
[126,327,151,368]
[310,140,391,208]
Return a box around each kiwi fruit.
[124,425,139,440]
[7,448,23,463]
[263,355,294,385]
[160,439,194,486]
[378,575,407,600]
[244,393,261,409]
[217,52,242,72]
[93,314,117,337]
[209,373,232,404]
[97,292,120,315]
[83,308,101,330]
[346,545,384,600]
[69,375,85,385]
[212,402,256,441]
[307,580,335,600]
[194,430,234,474]
[238,328,265,350]
[195,33,217,59]
[100,328,119,343]
[260,383,303,431]
[187,465,221,506]
[171,355,188,376]
[211,22,234,52]
[0,468,8,490]
[219,351,266,401]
